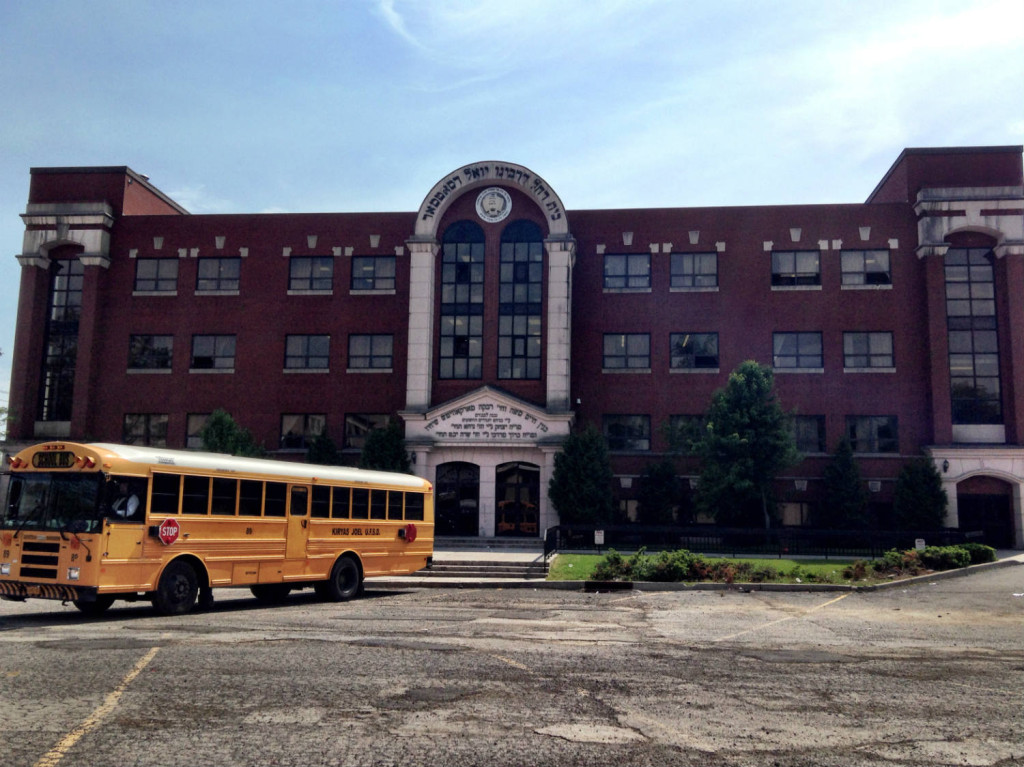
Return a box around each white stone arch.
[404,162,576,412]
[412,161,571,242]
[927,449,1024,548]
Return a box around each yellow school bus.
[1,442,433,615]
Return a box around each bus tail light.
[67,567,80,581]
[9,457,24,469]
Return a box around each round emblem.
[475,187,512,223]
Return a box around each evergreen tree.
[892,456,948,530]
[691,361,801,528]
[817,436,869,529]
[306,431,344,466]
[548,425,617,525]
[358,421,411,473]
[200,409,266,457]
[636,459,685,526]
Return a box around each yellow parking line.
[713,593,850,642]
[34,646,160,767]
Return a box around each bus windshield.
[3,474,105,533]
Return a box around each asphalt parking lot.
[2,565,1023,767]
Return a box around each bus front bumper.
[0,580,92,602]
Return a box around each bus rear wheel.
[73,595,115,616]
[152,560,198,615]
[320,556,362,602]
[250,584,291,603]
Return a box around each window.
[670,252,717,288]
[771,251,820,287]
[841,249,890,286]
[604,254,650,289]
[791,415,826,453]
[134,259,178,292]
[946,248,1002,424]
[846,416,898,454]
[351,256,396,291]
[280,414,326,449]
[440,221,485,379]
[285,334,330,370]
[39,259,83,422]
[843,332,893,369]
[603,333,650,370]
[211,478,238,516]
[348,334,393,370]
[191,335,236,370]
[123,413,168,447]
[186,413,210,449]
[603,415,651,451]
[667,415,705,454]
[498,220,543,379]
[289,257,333,291]
[345,413,389,449]
[196,258,240,292]
[670,333,718,369]
[773,332,823,370]
[151,474,181,515]
[128,335,173,370]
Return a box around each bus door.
[286,485,310,559]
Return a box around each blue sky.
[1,0,1022,416]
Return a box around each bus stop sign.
[158,518,180,546]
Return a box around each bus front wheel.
[320,556,362,602]
[152,560,198,615]
[73,595,115,616]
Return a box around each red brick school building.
[5,146,1024,546]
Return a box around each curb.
[366,556,1023,593]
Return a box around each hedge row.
[591,543,997,584]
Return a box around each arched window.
[498,220,543,379]
[439,221,485,379]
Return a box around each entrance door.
[495,462,540,537]
[286,486,311,559]
[436,463,480,536]
[958,493,1014,548]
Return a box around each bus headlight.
[0,563,10,575]
[67,567,80,581]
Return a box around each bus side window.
[182,476,210,514]
[212,478,238,515]
[264,483,287,517]
[290,487,308,516]
[386,491,402,520]
[332,488,351,519]
[370,490,386,520]
[239,480,263,516]
[351,488,369,519]
[151,474,181,515]
[311,486,330,518]
[405,493,425,521]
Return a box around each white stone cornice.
[916,243,950,259]
[78,253,112,269]
[914,186,1024,251]
[16,254,49,268]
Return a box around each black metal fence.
[543,524,984,561]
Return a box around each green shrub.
[957,542,997,565]
[592,549,629,581]
[919,545,970,570]
[873,548,923,576]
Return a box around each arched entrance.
[495,462,540,537]
[435,462,480,536]
[957,475,1015,548]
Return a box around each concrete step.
[436,536,544,553]
[421,559,549,580]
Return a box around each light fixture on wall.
[794,479,808,491]
[942,459,949,473]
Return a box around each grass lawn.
[547,553,877,585]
